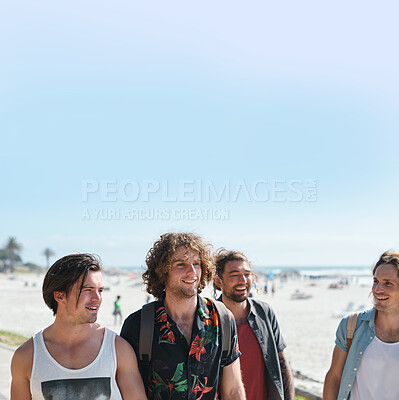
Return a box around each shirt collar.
[360,307,376,329]
[159,295,208,332]
[158,294,204,316]
[247,298,255,314]
[195,295,208,331]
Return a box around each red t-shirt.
[237,322,268,400]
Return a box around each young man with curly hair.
[11,253,146,400]
[121,233,246,400]
[214,249,295,400]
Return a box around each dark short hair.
[214,249,251,292]
[373,251,399,277]
[42,253,101,315]
[143,232,215,299]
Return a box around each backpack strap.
[139,301,155,387]
[212,299,231,367]
[346,312,358,354]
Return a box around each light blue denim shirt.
[335,308,376,400]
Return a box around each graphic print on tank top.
[41,377,111,400]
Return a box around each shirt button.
[370,337,373,339]
[348,384,351,387]
[360,352,362,355]
[354,368,357,371]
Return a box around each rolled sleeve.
[267,305,287,353]
[335,315,349,353]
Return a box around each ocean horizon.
[105,264,372,277]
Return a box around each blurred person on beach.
[10,253,147,400]
[214,249,295,400]
[114,295,122,324]
[121,232,246,400]
[324,251,399,400]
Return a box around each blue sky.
[1,0,398,268]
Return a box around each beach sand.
[0,272,373,397]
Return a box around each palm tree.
[0,249,7,272]
[43,248,55,269]
[5,237,22,272]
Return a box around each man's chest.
[148,317,221,399]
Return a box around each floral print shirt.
[121,296,240,400]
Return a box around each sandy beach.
[0,271,373,398]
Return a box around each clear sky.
[1,0,398,268]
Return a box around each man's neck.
[42,321,104,370]
[375,309,399,342]
[222,295,250,325]
[375,308,399,329]
[164,292,198,321]
[164,293,198,345]
[45,319,100,344]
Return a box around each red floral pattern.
[189,336,206,361]
[139,297,240,399]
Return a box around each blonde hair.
[373,251,399,276]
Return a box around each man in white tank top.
[10,253,147,400]
[324,251,399,400]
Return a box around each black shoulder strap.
[212,299,231,367]
[139,302,155,366]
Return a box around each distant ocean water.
[109,265,372,280]
[256,265,371,276]
[255,265,373,286]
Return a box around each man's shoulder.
[120,307,148,347]
[123,308,143,328]
[15,336,34,355]
[248,298,273,314]
[200,296,234,320]
[11,336,34,392]
[248,297,270,307]
[121,302,163,338]
[11,336,34,371]
[338,307,375,330]
[357,307,375,320]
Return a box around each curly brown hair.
[143,232,215,299]
[373,250,399,276]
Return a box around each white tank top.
[30,327,123,400]
[350,336,399,400]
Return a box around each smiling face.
[373,264,399,314]
[164,246,202,299]
[216,260,253,303]
[61,270,104,324]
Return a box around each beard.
[65,303,99,324]
[167,282,199,299]
[223,285,250,303]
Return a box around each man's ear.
[54,291,66,304]
[214,275,223,291]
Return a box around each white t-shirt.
[350,335,399,400]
